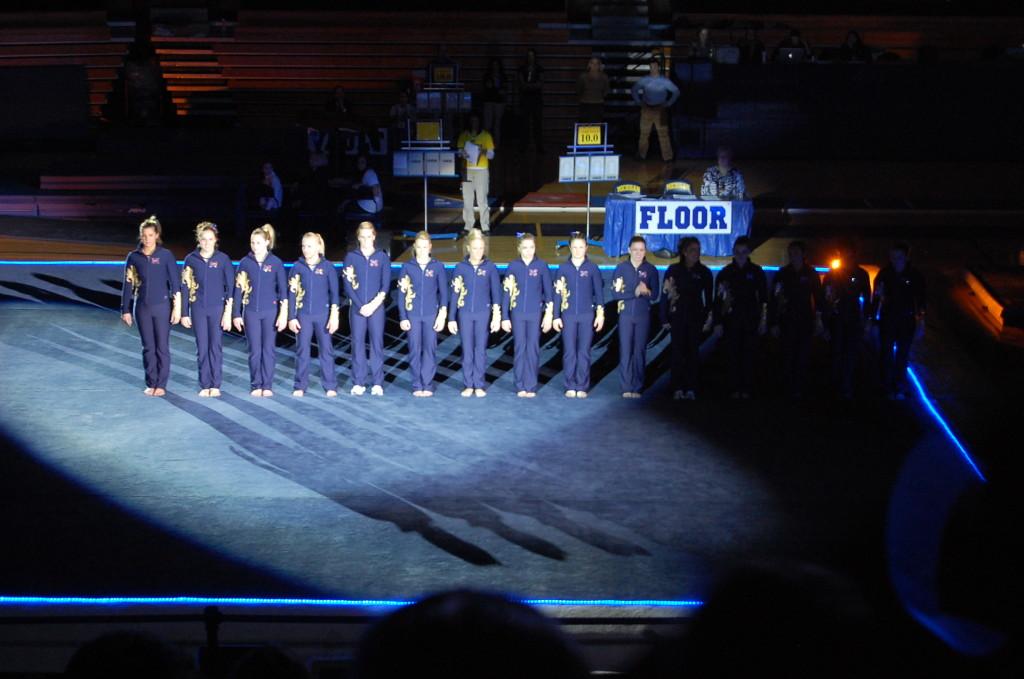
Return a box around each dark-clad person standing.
[396,231,449,397]
[447,228,502,397]
[713,236,768,398]
[501,234,554,398]
[552,233,605,398]
[180,221,233,398]
[769,240,825,399]
[610,235,660,398]
[873,242,926,400]
[342,222,391,396]
[821,243,872,399]
[288,232,340,398]
[121,215,181,397]
[661,237,714,400]
[232,224,288,398]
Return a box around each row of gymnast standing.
[122,217,608,399]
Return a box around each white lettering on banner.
[634,200,732,235]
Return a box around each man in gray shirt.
[631,59,680,162]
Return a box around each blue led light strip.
[0,596,701,608]
[906,367,986,483]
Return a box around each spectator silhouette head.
[354,589,589,679]
[628,562,878,679]
[227,645,309,679]
[65,630,194,679]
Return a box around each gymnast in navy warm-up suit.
[500,233,553,398]
[288,232,340,397]
[551,233,605,398]
[231,224,288,397]
[396,231,449,397]
[447,228,502,397]
[610,235,660,398]
[180,222,233,398]
[342,221,391,396]
[121,216,181,397]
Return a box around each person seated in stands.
[258,161,283,212]
[388,89,416,149]
[837,30,872,63]
[689,27,715,61]
[355,589,590,679]
[774,29,812,62]
[737,28,766,64]
[338,154,383,222]
[700,146,746,200]
[576,56,610,123]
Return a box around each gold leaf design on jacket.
[289,273,305,310]
[502,274,520,310]
[343,265,359,290]
[452,275,467,309]
[125,264,141,297]
[182,265,199,303]
[554,276,570,312]
[235,270,252,307]
[398,274,416,312]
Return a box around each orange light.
[830,258,842,270]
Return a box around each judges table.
[603,194,753,257]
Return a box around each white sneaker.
[350,385,366,396]
[371,385,384,396]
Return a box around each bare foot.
[251,389,262,397]
[152,387,166,397]
[474,388,487,398]
[209,388,221,398]
[261,389,273,398]
[461,387,474,397]
[517,390,528,398]
[576,391,588,399]
[413,390,424,397]
[421,391,434,397]
[565,390,577,398]
[524,392,536,398]
[199,389,211,398]
[325,390,337,398]
[292,390,304,397]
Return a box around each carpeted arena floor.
[0,263,952,602]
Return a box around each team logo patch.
[263,264,273,273]
[580,269,589,277]
[476,268,486,277]
[210,261,219,268]
[315,267,323,275]
[150,257,160,264]
[370,259,380,268]
[528,268,539,277]
[425,268,435,278]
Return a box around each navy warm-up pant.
[724,315,758,393]
[294,312,337,392]
[830,319,863,396]
[670,318,702,393]
[458,312,489,389]
[780,319,813,397]
[350,306,385,387]
[618,312,650,393]
[135,301,171,389]
[244,309,277,391]
[192,309,224,389]
[561,313,594,392]
[407,317,439,392]
[880,317,915,393]
[512,315,541,392]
